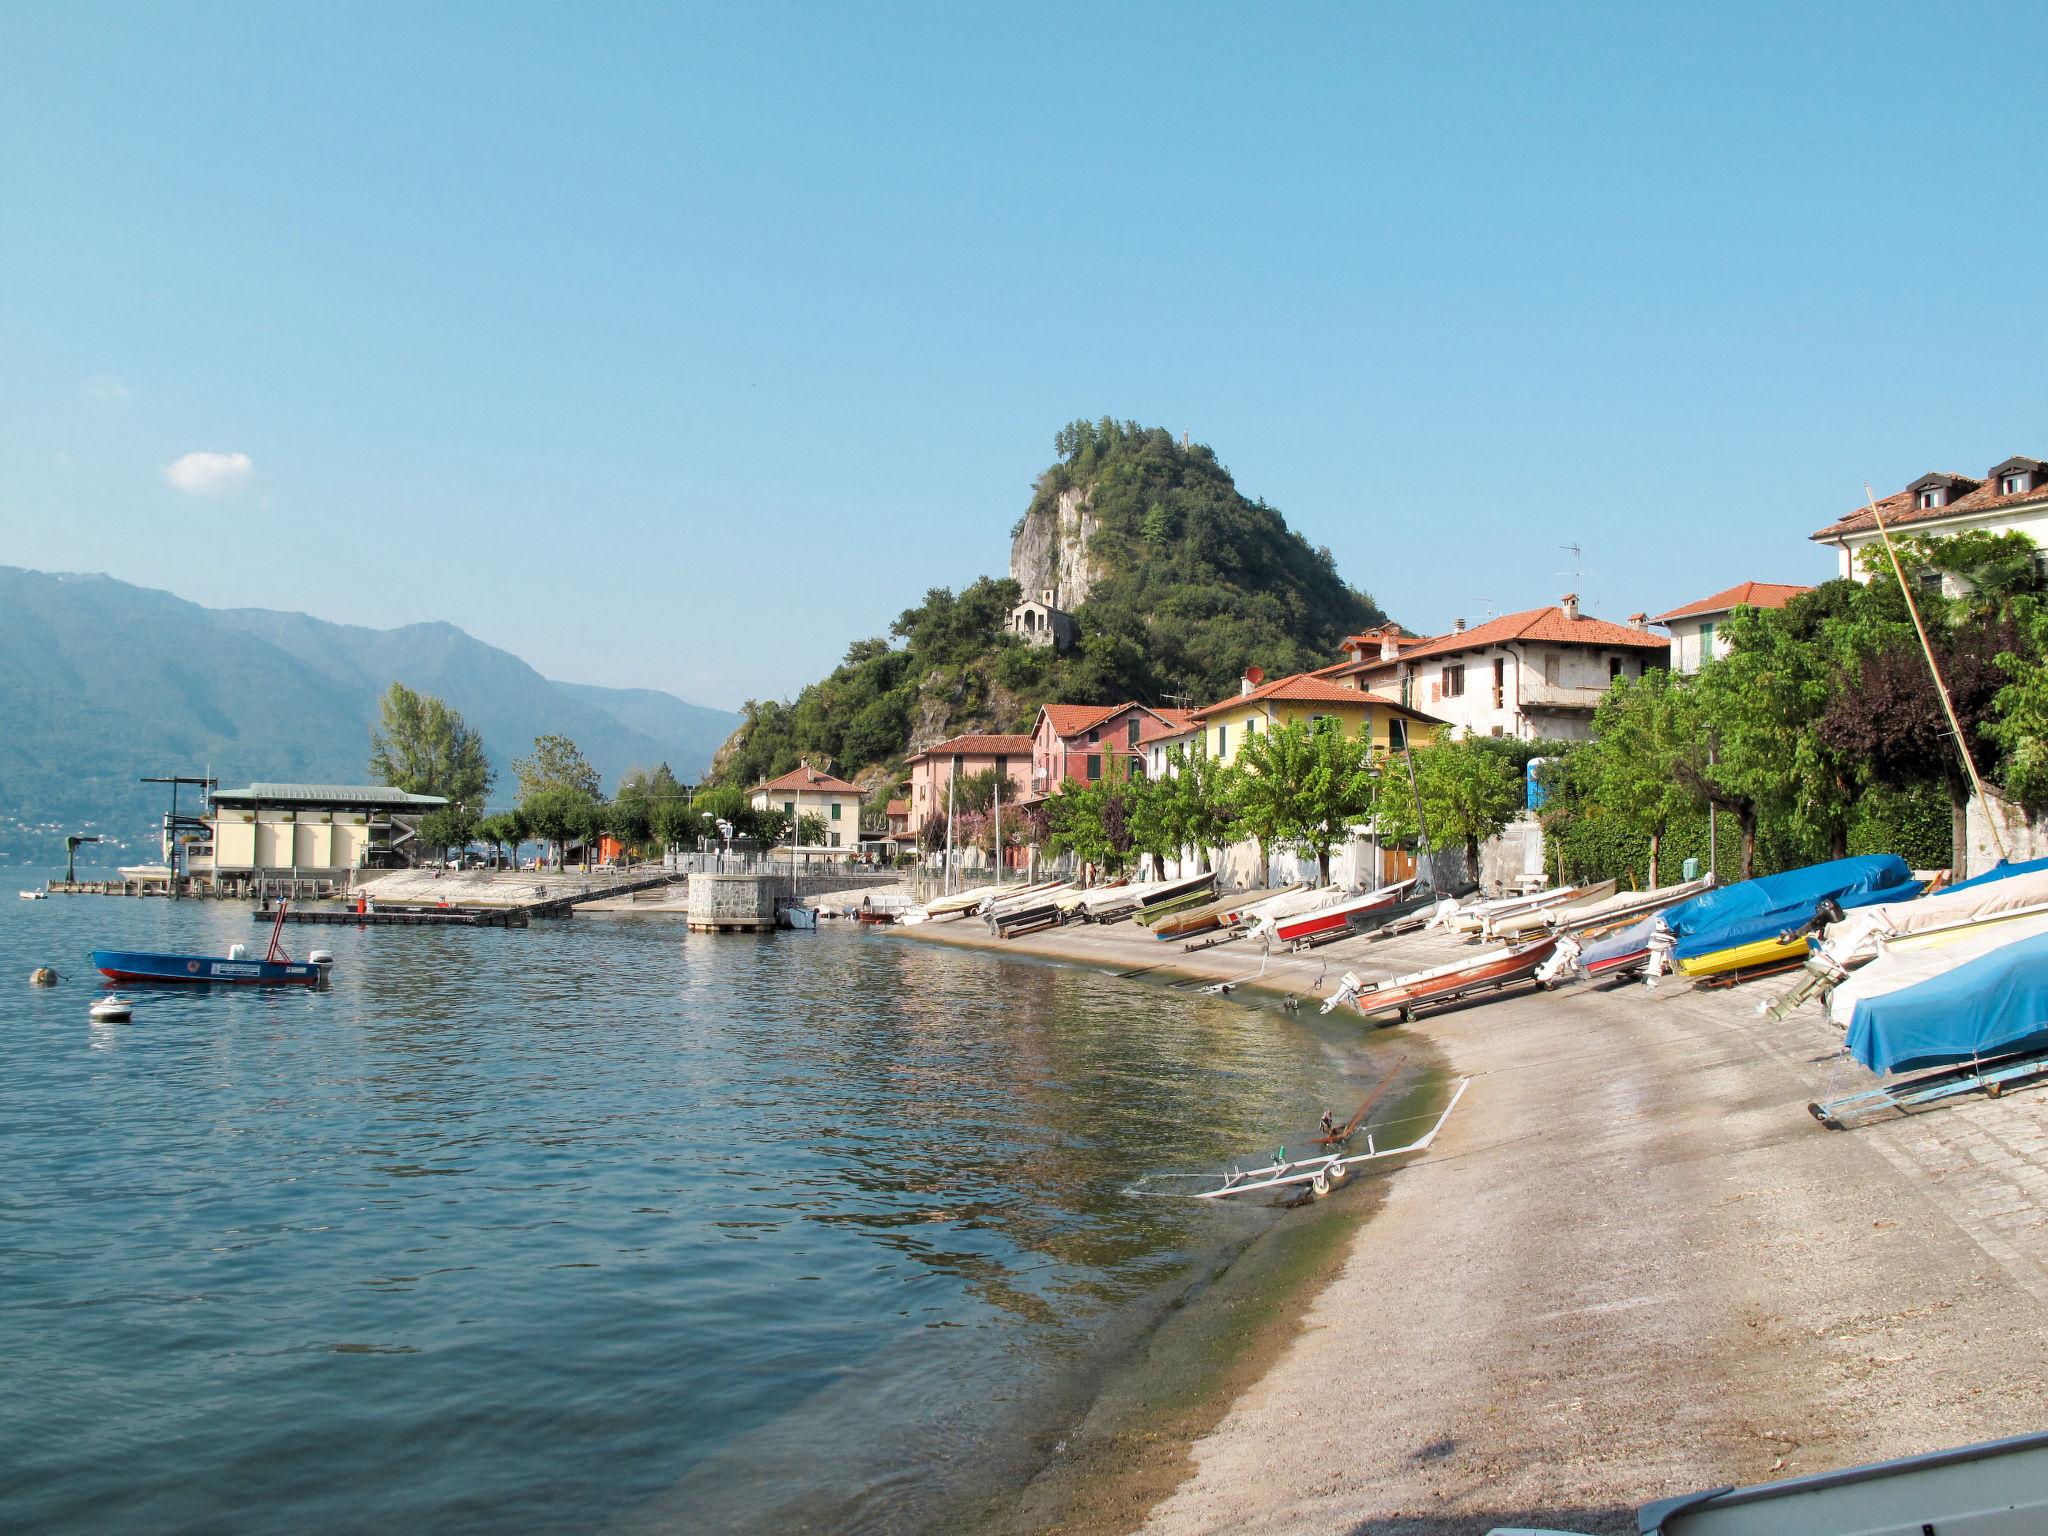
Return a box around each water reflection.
[1,902,1383,1536]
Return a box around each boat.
[1538,875,1712,940]
[853,908,896,926]
[88,995,134,1021]
[1325,935,1559,1023]
[91,902,330,987]
[1485,1426,2048,1535]
[1809,919,2048,1126]
[1544,857,1917,987]
[778,904,818,930]
[1452,882,1600,939]
[1479,880,1617,940]
[1260,880,1416,949]
[19,889,46,900]
[921,888,991,920]
[1150,884,1296,941]
[1666,854,1919,981]
[1766,866,2048,1019]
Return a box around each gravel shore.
[896,908,2048,1534]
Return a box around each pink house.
[1027,702,1194,798]
[902,733,1033,836]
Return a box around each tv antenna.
[1556,542,1597,585]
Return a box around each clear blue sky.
[3,3,2043,709]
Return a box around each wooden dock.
[254,905,527,928]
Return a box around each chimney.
[1560,593,1580,621]
[1241,664,1265,696]
[1452,618,1466,634]
[1628,611,1648,632]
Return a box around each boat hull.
[91,950,322,986]
[1356,938,1559,1021]
[1674,934,1804,977]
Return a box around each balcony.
[1518,682,1609,713]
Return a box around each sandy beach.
[894,904,2048,1534]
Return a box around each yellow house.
[1189,669,1444,768]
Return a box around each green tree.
[415,806,472,864]
[1992,601,2048,809]
[521,785,594,866]
[606,794,653,858]
[796,812,829,846]
[369,682,493,810]
[1227,717,1376,884]
[651,796,698,851]
[1576,671,1705,887]
[1373,734,1521,872]
[513,734,602,800]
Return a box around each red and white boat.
[1324,935,1559,1023]
[1260,880,1415,949]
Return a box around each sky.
[3,2,2045,710]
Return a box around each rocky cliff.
[1009,485,1100,611]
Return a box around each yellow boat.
[1674,933,1807,977]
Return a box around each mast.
[1866,485,2009,864]
[992,770,1002,891]
[943,767,955,897]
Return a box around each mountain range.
[0,566,737,867]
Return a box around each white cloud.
[163,450,255,495]
[83,373,131,403]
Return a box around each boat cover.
[1948,855,2048,893]
[1827,910,2048,1027]
[1575,911,1664,972]
[1669,855,1918,962]
[1817,869,2048,968]
[1842,925,2048,1074]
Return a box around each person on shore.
[1320,1109,1336,1140]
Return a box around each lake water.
[2,899,1387,1534]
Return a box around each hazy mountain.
[0,567,736,868]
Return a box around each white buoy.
[89,996,133,1022]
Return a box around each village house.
[901,732,1033,835]
[1138,712,1204,780]
[1811,455,2048,586]
[1333,596,1668,742]
[750,762,865,854]
[1027,702,1194,795]
[1187,668,1443,767]
[1003,589,1078,652]
[1654,580,1812,674]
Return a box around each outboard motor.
[1535,934,1580,985]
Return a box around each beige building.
[1811,455,2048,583]
[751,762,865,855]
[201,782,447,888]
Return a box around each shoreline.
[890,904,2048,1533]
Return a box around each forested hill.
[713,419,1388,789]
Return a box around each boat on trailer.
[1483,879,1620,940]
[1326,936,1559,1023]
[1261,880,1416,949]
[1488,1425,2048,1534]
[92,903,330,987]
[1766,865,2048,1020]
[1809,921,2048,1127]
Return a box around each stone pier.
[686,873,780,932]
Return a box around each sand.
[896,909,2048,1534]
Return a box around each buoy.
[89,996,133,1022]
[30,967,58,987]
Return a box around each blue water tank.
[1526,757,1552,812]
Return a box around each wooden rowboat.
[1330,936,1559,1023]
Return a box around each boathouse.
[201,782,448,892]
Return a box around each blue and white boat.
[91,902,331,987]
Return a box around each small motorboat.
[779,904,818,931]
[89,995,134,1022]
[1261,880,1416,949]
[1327,936,1560,1023]
[19,889,46,900]
[90,902,330,987]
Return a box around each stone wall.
[1966,788,2048,876]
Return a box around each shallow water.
[1,899,1390,1534]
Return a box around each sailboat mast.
[1866,485,2009,864]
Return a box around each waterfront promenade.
[896,911,2048,1534]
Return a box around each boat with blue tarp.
[1668,854,1919,978]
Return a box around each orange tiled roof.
[884,799,908,816]
[1653,581,1812,624]
[1039,702,1125,738]
[757,763,864,795]
[1191,672,1380,720]
[1811,459,2048,542]
[1135,709,1201,746]
[903,733,1034,762]
[1396,606,1669,665]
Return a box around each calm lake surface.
[2,898,1385,1534]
